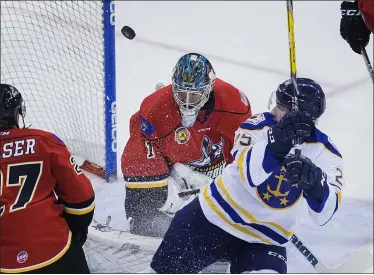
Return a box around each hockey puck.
[121,25,136,40]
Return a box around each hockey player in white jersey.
[144,78,344,273]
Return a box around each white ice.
[90,1,373,273]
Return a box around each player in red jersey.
[340,0,373,54]
[358,0,374,32]
[121,53,252,237]
[0,84,95,273]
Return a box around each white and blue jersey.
[199,112,344,247]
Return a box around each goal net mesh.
[1,1,106,168]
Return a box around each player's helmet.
[0,84,26,129]
[271,78,326,120]
[172,53,216,127]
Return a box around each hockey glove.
[61,210,93,247]
[284,153,328,202]
[268,111,314,162]
[158,163,212,217]
[340,0,371,54]
[73,227,88,246]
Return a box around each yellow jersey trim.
[237,147,249,184]
[216,177,293,237]
[64,201,95,215]
[126,181,168,189]
[203,187,272,244]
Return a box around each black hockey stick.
[178,189,200,198]
[361,45,374,84]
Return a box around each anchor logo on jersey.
[189,136,226,179]
[256,166,303,209]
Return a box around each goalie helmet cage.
[0,0,117,182]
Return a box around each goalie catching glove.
[158,163,213,217]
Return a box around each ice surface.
[4,0,371,273]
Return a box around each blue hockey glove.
[268,111,314,161]
[284,153,328,202]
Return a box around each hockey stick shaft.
[285,3,330,270]
[360,46,374,84]
[178,189,200,198]
[286,0,302,147]
[290,234,322,270]
[286,0,299,112]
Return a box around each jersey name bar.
[1,138,36,159]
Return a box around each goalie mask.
[172,53,216,128]
[0,84,26,129]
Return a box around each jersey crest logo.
[175,127,190,144]
[256,166,303,209]
[247,113,266,125]
[189,136,227,179]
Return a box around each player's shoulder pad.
[306,128,342,159]
[24,128,66,146]
[139,85,181,139]
[239,112,275,132]
[213,78,250,113]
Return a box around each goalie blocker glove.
[267,110,314,162]
[340,0,371,54]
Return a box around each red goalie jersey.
[0,128,94,273]
[121,78,252,187]
[121,78,252,237]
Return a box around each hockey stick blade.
[320,247,373,273]
[291,234,373,273]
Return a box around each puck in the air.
[121,26,136,40]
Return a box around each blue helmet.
[275,78,326,120]
[172,53,216,127]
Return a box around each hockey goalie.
[121,53,252,237]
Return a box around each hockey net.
[0,1,116,180]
